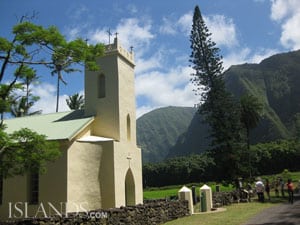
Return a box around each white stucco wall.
[67,140,115,211]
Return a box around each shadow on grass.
[252,194,298,204]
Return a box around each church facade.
[0,38,143,220]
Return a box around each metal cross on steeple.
[107,28,112,44]
[115,32,119,39]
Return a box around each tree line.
[143,139,300,187]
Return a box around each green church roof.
[3,110,94,141]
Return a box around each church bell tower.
[84,37,137,143]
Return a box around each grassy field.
[143,171,300,225]
[164,201,278,225]
[144,183,234,200]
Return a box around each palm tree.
[240,94,263,148]
[10,96,41,117]
[50,54,76,112]
[66,93,84,110]
[10,66,42,117]
[240,94,263,177]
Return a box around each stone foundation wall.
[2,200,189,225]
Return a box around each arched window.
[127,114,131,141]
[98,74,105,98]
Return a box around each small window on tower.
[127,114,131,141]
[98,74,106,98]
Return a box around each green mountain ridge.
[137,106,196,163]
[137,50,300,162]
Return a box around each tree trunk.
[56,71,60,113]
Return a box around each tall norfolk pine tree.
[190,6,244,180]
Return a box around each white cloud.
[270,0,300,50]
[136,66,198,113]
[163,11,238,48]
[223,47,279,69]
[65,27,81,41]
[270,0,298,21]
[31,83,70,114]
[159,17,177,35]
[88,17,155,57]
[223,48,251,69]
[89,28,108,44]
[136,105,156,118]
[205,15,238,48]
[279,13,300,50]
[177,12,193,34]
[116,18,155,51]
[135,52,162,74]
[248,48,279,64]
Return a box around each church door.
[125,169,135,206]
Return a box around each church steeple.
[84,38,136,143]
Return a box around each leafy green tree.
[66,93,84,110]
[0,15,104,117]
[143,153,214,187]
[0,128,60,178]
[189,5,244,180]
[251,140,300,175]
[0,14,104,178]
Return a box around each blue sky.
[1,0,300,117]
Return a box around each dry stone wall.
[2,200,189,225]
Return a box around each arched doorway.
[125,169,135,206]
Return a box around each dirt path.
[243,194,300,225]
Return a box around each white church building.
[0,38,143,220]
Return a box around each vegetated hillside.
[136,106,196,163]
[167,50,300,158]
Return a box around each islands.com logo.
[8,202,108,219]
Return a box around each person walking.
[287,179,294,204]
[265,179,271,201]
[280,178,285,197]
[255,178,265,202]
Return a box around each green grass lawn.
[164,201,277,225]
[165,194,288,225]
[144,188,179,200]
[143,183,234,200]
[143,171,300,225]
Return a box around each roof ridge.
[4,110,74,121]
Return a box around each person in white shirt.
[255,178,265,202]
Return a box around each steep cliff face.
[137,106,196,163]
